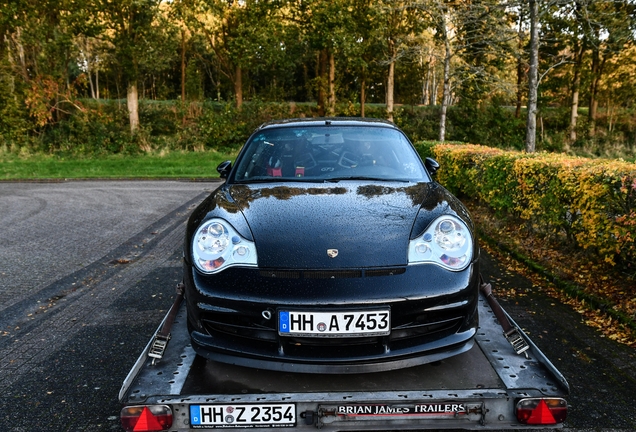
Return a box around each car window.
[232,126,427,182]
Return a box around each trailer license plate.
[279,310,390,337]
[190,404,295,428]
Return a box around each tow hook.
[301,410,315,425]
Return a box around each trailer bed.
[119,293,569,430]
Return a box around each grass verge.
[0,150,238,180]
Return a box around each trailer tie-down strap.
[148,282,185,365]
[479,275,530,358]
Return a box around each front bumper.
[184,262,479,373]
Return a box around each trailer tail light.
[121,405,173,432]
[516,398,567,425]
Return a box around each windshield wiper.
[233,178,277,184]
[324,176,411,183]
[234,177,325,184]
[234,176,411,184]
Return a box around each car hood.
[228,182,434,269]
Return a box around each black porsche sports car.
[183,118,479,373]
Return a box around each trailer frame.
[119,293,569,431]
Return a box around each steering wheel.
[295,152,317,169]
[338,151,360,168]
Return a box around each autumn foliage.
[420,143,636,274]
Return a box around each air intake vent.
[259,270,301,279]
[259,267,405,279]
[366,268,406,277]
[304,270,362,279]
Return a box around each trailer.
[118,289,569,432]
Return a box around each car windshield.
[232,125,428,183]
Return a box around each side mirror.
[424,157,440,177]
[217,160,232,179]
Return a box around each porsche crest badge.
[327,249,339,258]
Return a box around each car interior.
[234,127,425,181]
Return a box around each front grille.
[259,267,405,279]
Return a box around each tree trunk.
[387,60,395,122]
[430,68,437,105]
[588,51,605,136]
[423,61,430,105]
[116,75,121,109]
[84,42,96,99]
[515,10,525,119]
[88,69,96,99]
[95,68,99,99]
[317,49,327,116]
[181,29,187,102]
[83,38,96,99]
[327,50,335,116]
[235,64,243,108]
[386,40,395,122]
[569,72,581,143]
[515,61,523,118]
[303,64,308,101]
[360,71,366,118]
[569,82,580,144]
[127,82,139,133]
[590,98,598,129]
[439,19,451,142]
[569,43,584,143]
[14,27,28,81]
[524,0,539,153]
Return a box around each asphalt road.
[0,180,634,431]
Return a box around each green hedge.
[414,143,636,274]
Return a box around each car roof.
[255,117,399,131]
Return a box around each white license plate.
[190,404,295,428]
[278,310,390,337]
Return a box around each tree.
[1,0,93,129]
[540,0,587,144]
[568,3,586,144]
[525,0,539,152]
[454,0,516,106]
[97,0,169,132]
[514,4,528,118]
[180,0,292,108]
[377,0,423,122]
[414,0,515,141]
[424,1,470,141]
[348,0,383,117]
[600,44,636,131]
[76,35,107,99]
[584,0,636,135]
[437,7,453,141]
[539,1,635,144]
[521,0,574,151]
[290,0,357,116]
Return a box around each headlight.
[408,215,473,271]
[192,219,257,274]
